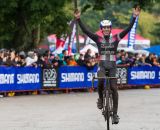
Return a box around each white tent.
[86,28,150,50]
[80,44,98,56]
[52,47,64,54]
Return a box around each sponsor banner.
[128,15,139,49]
[16,67,42,90]
[116,66,128,84]
[58,66,98,88]
[43,68,58,88]
[0,67,16,91]
[128,66,160,85]
[68,20,76,55]
[58,66,127,88]
[0,67,42,91]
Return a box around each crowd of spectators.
[0,48,98,69]
[0,48,160,68]
[116,50,160,67]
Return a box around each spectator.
[16,51,27,66]
[85,56,97,69]
[62,49,69,62]
[67,55,77,66]
[116,55,129,65]
[145,53,154,66]
[0,50,4,65]
[133,53,140,66]
[25,51,38,66]
[58,53,67,65]
[152,56,160,67]
[51,54,63,68]
[84,49,92,62]
[36,55,46,68]
[138,56,152,66]
[76,54,84,66]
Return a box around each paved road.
[0,88,160,130]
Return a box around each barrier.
[0,67,42,91]
[58,65,128,88]
[128,66,160,85]
[0,65,160,93]
[58,66,98,88]
[42,68,58,88]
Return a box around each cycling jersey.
[77,17,136,68]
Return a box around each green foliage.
[0,0,159,49]
[79,0,160,45]
[0,0,73,50]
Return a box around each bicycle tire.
[102,89,110,130]
[108,91,113,124]
[105,90,110,130]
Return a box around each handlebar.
[92,76,117,80]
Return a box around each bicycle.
[92,70,117,130]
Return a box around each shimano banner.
[0,67,42,91]
[58,66,98,88]
[0,67,16,91]
[58,66,127,88]
[128,66,160,85]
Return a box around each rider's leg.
[110,78,118,115]
[109,68,119,124]
[97,66,105,109]
[97,66,105,99]
[97,78,104,109]
[97,78,104,99]
[109,68,118,115]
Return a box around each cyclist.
[74,6,141,124]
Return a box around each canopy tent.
[47,34,85,47]
[144,45,160,56]
[86,28,150,50]
[47,34,85,53]
[52,46,64,55]
[47,34,65,49]
[80,44,98,56]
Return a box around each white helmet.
[100,20,112,29]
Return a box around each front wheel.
[103,90,110,130]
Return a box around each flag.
[67,20,76,55]
[127,15,139,49]
[56,38,65,49]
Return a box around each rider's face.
[102,26,111,36]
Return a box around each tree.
[79,0,160,45]
[80,0,160,12]
[0,0,73,50]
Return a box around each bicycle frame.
[92,75,117,130]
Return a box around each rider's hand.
[74,9,81,20]
[133,5,141,18]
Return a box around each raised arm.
[74,10,99,42]
[119,6,141,39]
